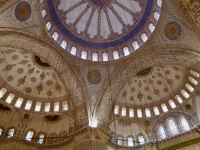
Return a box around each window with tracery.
[138,135,145,145]
[153,106,160,115]
[113,51,119,60]
[167,118,179,136]
[127,136,134,146]
[161,103,168,112]
[121,107,126,116]
[137,109,142,118]
[26,131,34,141]
[5,93,14,103]
[129,108,134,117]
[8,128,14,138]
[35,102,41,111]
[179,116,190,131]
[145,108,151,117]
[132,41,139,50]
[175,95,183,104]
[168,100,176,108]
[157,125,166,140]
[25,100,32,110]
[154,12,160,21]
[15,98,23,107]
[70,47,77,55]
[38,134,45,144]
[44,103,50,112]
[63,101,68,110]
[114,105,119,114]
[0,88,7,98]
[117,135,123,146]
[123,47,130,56]
[92,53,98,61]
[103,53,108,61]
[61,40,67,49]
[54,102,59,111]
[81,51,87,59]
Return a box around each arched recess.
[96,49,200,124]
[23,113,74,143]
[150,111,196,138]
[0,101,22,135]
[0,29,88,126]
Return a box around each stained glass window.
[26,131,34,141]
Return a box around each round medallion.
[41,0,162,61]
[0,58,5,63]
[87,70,102,84]
[15,1,31,22]
[25,87,32,93]
[30,77,37,83]
[17,68,24,74]
[11,55,19,60]
[24,114,29,119]
[7,75,13,82]
[164,22,182,40]
[145,121,150,126]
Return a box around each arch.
[25,130,35,141]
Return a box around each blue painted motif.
[47,0,153,49]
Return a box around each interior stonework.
[0,0,200,150]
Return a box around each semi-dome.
[40,0,162,61]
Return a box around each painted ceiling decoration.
[45,115,60,122]
[136,67,152,76]
[15,1,32,22]
[40,0,162,61]
[164,21,182,40]
[34,55,50,67]
[0,48,67,99]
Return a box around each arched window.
[181,90,189,99]
[92,53,98,61]
[8,128,14,138]
[0,128,2,136]
[137,109,142,118]
[157,125,166,140]
[123,47,130,56]
[153,106,160,115]
[52,32,58,41]
[63,101,68,110]
[114,105,119,114]
[70,47,77,55]
[26,131,34,141]
[168,100,176,108]
[35,102,41,111]
[161,103,168,112]
[157,0,162,7]
[185,83,194,92]
[54,102,59,111]
[175,95,183,104]
[25,100,32,110]
[38,134,45,144]
[113,51,119,60]
[138,135,145,145]
[154,12,160,21]
[6,93,14,103]
[81,51,87,59]
[141,33,148,42]
[149,23,155,32]
[145,108,151,117]
[103,53,108,61]
[127,136,134,146]
[132,41,139,50]
[129,108,134,117]
[61,40,67,49]
[190,70,200,78]
[46,22,51,30]
[167,118,179,136]
[41,9,46,18]
[189,77,198,85]
[179,116,190,131]
[117,135,123,145]
[44,103,50,112]
[0,88,7,98]
[121,107,126,116]
[15,98,23,107]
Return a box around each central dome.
[40,0,162,61]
